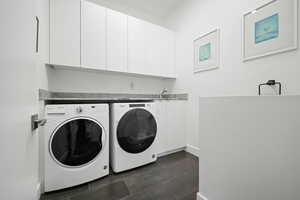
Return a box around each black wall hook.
[258,80,282,96]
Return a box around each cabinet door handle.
[35,16,39,53]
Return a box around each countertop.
[39,89,188,103]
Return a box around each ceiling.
[103,0,184,20]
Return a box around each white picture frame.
[194,29,220,73]
[243,0,298,62]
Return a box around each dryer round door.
[117,108,157,154]
[50,117,106,168]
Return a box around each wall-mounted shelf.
[46,63,178,80]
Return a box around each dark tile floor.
[41,151,199,200]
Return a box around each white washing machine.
[44,104,109,192]
[110,102,158,173]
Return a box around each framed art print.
[255,13,279,44]
[199,43,211,61]
[194,29,220,73]
[243,0,298,61]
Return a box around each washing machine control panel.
[46,106,66,114]
[46,104,108,116]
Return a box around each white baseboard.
[36,182,41,200]
[157,147,186,157]
[185,144,199,157]
[197,192,208,200]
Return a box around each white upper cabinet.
[145,22,161,76]
[127,16,149,75]
[128,16,176,77]
[106,9,128,72]
[160,29,176,77]
[147,24,175,77]
[50,0,81,66]
[50,0,176,78]
[81,0,106,70]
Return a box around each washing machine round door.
[117,108,157,154]
[50,118,105,167]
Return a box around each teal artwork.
[199,43,211,62]
[255,14,279,44]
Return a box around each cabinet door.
[128,16,176,77]
[145,23,161,76]
[81,0,106,70]
[168,101,187,150]
[156,101,169,155]
[50,0,81,66]
[160,29,176,77]
[164,101,187,152]
[156,100,187,155]
[127,16,149,75]
[107,9,127,72]
[147,25,175,77]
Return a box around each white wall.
[198,96,300,200]
[0,0,40,199]
[91,0,170,27]
[165,0,300,149]
[48,68,174,94]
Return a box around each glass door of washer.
[50,118,104,167]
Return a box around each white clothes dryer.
[110,102,158,173]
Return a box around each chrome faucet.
[160,88,168,99]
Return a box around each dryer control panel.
[129,104,145,108]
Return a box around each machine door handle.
[31,114,47,131]
[35,119,47,126]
